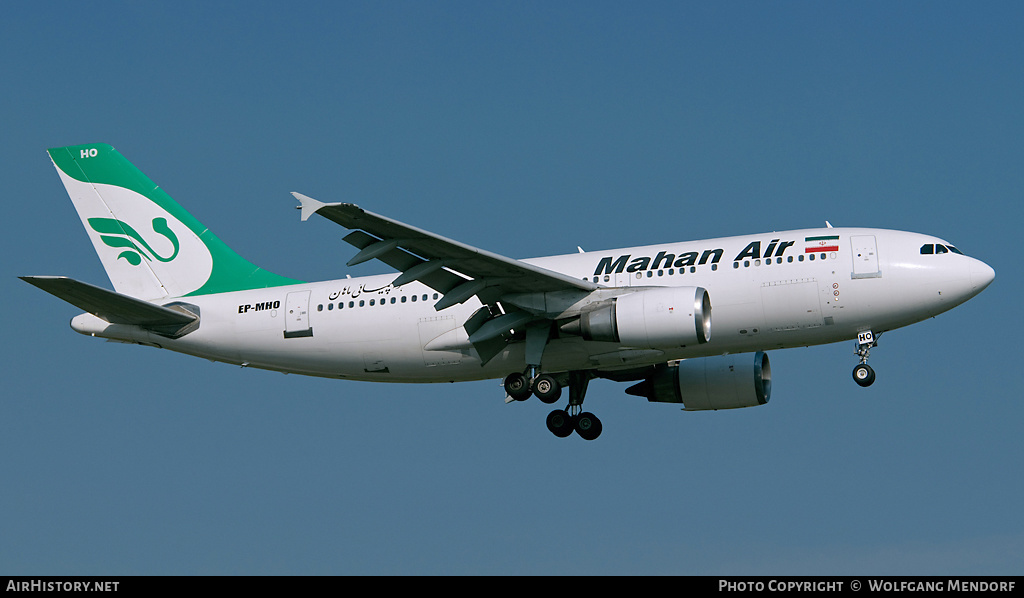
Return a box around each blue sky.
[2,1,1021,574]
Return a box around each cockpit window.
[921,243,964,255]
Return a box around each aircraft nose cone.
[970,259,995,292]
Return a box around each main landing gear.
[852,330,879,387]
[504,370,602,440]
[546,406,602,441]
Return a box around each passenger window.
[317,304,323,311]
[920,244,934,254]
[328,303,333,310]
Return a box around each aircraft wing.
[293,193,598,311]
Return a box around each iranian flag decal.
[805,235,839,253]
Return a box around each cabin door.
[851,235,881,279]
[283,290,313,338]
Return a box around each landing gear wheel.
[853,363,875,387]
[546,409,575,438]
[574,412,602,440]
[532,374,562,404]
[504,372,532,401]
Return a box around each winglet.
[292,192,336,222]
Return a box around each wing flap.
[339,228,466,294]
[292,194,598,306]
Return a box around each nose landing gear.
[853,363,875,387]
[853,331,879,387]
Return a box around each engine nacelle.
[625,351,771,410]
[564,286,711,348]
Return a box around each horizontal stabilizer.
[21,276,199,338]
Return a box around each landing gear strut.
[548,371,601,440]
[853,330,878,387]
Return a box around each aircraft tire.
[546,409,575,438]
[532,374,562,404]
[852,364,876,387]
[504,372,532,401]
[575,412,602,440]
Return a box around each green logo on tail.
[88,217,180,266]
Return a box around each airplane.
[22,143,996,440]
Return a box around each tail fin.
[48,144,301,299]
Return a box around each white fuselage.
[71,227,994,383]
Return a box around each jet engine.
[625,351,771,410]
[561,286,711,348]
